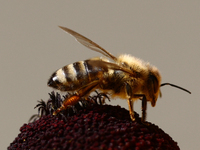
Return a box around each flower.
[8,92,180,150]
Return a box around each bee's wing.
[87,59,136,77]
[59,26,117,61]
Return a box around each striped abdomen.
[47,59,109,91]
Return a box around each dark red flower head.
[8,92,180,150]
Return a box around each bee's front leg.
[134,94,148,125]
[141,95,147,123]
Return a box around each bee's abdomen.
[61,60,104,90]
[62,61,87,83]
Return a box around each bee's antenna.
[160,83,191,94]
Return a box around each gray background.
[1,1,199,150]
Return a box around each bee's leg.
[134,94,148,125]
[53,81,99,115]
[125,83,135,121]
[53,95,80,115]
[127,99,135,121]
[76,80,99,97]
[141,95,147,123]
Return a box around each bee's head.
[146,67,191,107]
[146,67,161,107]
[47,69,68,91]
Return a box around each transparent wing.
[59,26,117,61]
[86,59,136,77]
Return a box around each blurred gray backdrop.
[1,1,199,150]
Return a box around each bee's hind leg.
[53,81,99,116]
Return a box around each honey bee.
[48,26,191,122]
